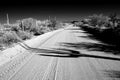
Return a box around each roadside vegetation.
[0,18,65,50]
[75,13,120,54]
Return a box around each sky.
[0,2,120,24]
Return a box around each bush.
[88,14,109,28]
[11,25,21,32]
[16,30,33,40]
[0,18,63,50]
[0,31,20,46]
[30,25,43,35]
[80,20,120,54]
[0,31,4,37]
[47,19,57,30]
[20,18,37,31]
[40,26,51,33]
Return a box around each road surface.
[0,25,120,80]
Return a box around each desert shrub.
[30,25,43,35]
[0,37,5,50]
[16,30,33,40]
[0,37,5,44]
[81,14,120,44]
[47,19,57,30]
[18,18,45,36]
[11,25,21,32]
[0,31,4,37]
[0,18,63,50]
[80,13,120,54]
[54,22,63,29]
[40,26,51,33]
[20,18,37,31]
[0,31,20,46]
[108,13,118,28]
[34,20,54,35]
[88,14,109,28]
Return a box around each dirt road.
[0,25,120,80]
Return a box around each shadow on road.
[103,70,120,79]
[18,42,120,61]
[69,26,120,55]
[79,34,99,41]
[65,27,81,30]
[79,26,120,54]
[60,42,120,55]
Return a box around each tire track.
[0,51,33,80]
[41,57,58,80]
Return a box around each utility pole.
[7,13,10,25]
